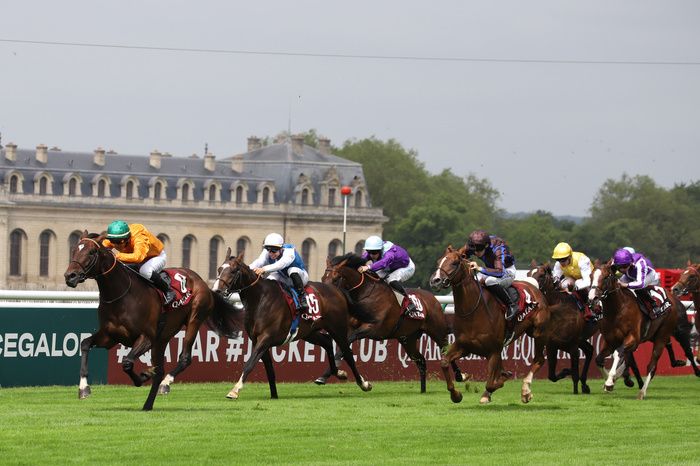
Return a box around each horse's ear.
[593,258,601,268]
[530,259,537,268]
[688,259,693,267]
[446,244,453,252]
[225,246,232,259]
[606,259,614,267]
[236,251,244,261]
[81,230,88,238]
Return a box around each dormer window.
[236,186,244,204]
[328,187,336,207]
[98,179,107,197]
[302,188,309,205]
[155,181,162,201]
[263,187,270,204]
[10,174,19,193]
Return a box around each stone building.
[0,135,386,290]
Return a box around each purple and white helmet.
[612,248,633,266]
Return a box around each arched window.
[354,241,365,255]
[208,184,216,202]
[182,235,194,269]
[98,179,107,198]
[154,181,162,201]
[68,178,78,196]
[39,177,48,195]
[262,187,270,204]
[69,231,82,256]
[302,239,313,268]
[328,188,336,207]
[354,190,363,208]
[10,229,25,276]
[126,181,134,200]
[157,234,170,253]
[235,186,244,204]
[9,175,19,193]
[182,184,190,202]
[301,188,309,206]
[236,237,249,258]
[39,230,52,276]
[209,237,222,279]
[328,239,342,258]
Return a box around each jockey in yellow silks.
[551,242,593,293]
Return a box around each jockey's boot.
[489,285,519,321]
[150,271,176,305]
[389,280,417,316]
[635,288,657,318]
[290,272,309,312]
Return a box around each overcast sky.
[1,1,699,216]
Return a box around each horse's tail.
[206,291,246,338]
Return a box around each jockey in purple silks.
[612,248,662,316]
[358,235,418,316]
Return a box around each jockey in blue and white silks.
[250,233,309,310]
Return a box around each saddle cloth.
[635,286,672,319]
[391,290,425,320]
[278,282,322,321]
[571,290,596,322]
[159,270,193,311]
[511,282,538,322]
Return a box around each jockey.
[551,242,593,294]
[465,230,519,322]
[358,235,418,316]
[103,220,175,305]
[250,233,309,312]
[611,247,662,316]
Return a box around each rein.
[441,257,483,318]
[227,266,262,293]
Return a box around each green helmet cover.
[107,220,130,239]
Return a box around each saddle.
[510,282,538,322]
[277,282,321,321]
[635,286,672,320]
[158,270,193,310]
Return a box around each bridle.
[436,253,484,318]
[219,260,261,295]
[588,267,619,310]
[325,264,380,302]
[69,237,117,281]
[674,266,699,295]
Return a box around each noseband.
[69,238,117,280]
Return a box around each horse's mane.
[87,233,101,239]
[330,252,366,269]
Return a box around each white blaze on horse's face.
[431,257,448,283]
[78,244,85,252]
[212,263,231,292]
[588,269,602,302]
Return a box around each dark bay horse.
[430,245,550,404]
[64,231,244,411]
[527,262,597,394]
[588,261,677,399]
[318,254,465,393]
[671,262,700,365]
[210,249,373,400]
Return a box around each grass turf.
[0,376,698,465]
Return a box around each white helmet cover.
[264,233,284,248]
[364,235,383,251]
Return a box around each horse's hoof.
[636,391,646,400]
[521,392,532,404]
[78,386,91,399]
[671,360,686,368]
[360,380,372,392]
[501,370,513,379]
[336,370,348,380]
[479,395,492,405]
[623,378,634,388]
[604,384,614,392]
[450,390,463,403]
[158,384,170,395]
[226,390,239,400]
[313,377,327,385]
[454,372,464,383]
[582,384,591,394]
[694,370,700,378]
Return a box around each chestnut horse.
[588,260,677,399]
[317,253,465,393]
[210,249,373,400]
[671,262,700,365]
[430,245,549,404]
[527,262,597,394]
[64,232,244,411]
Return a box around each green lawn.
[0,377,698,465]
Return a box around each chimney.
[231,154,244,173]
[204,153,216,172]
[5,142,17,161]
[93,147,106,167]
[291,134,305,155]
[247,136,262,152]
[149,150,162,169]
[36,144,48,164]
[318,137,331,155]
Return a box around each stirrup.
[505,305,518,321]
[164,291,176,305]
[503,329,516,346]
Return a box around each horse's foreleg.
[521,338,545,403]
[672,330,700,376]
[595,341,613,381]
[158,322,200,395]
[312,332,357,385]
[604,348,624,392]
[579,340,593,394]
[638,338,666,400]
[325,329,371,393]
[483,351,506,404]
[624,350,643,388]
[439,343,464,403]
[78,330,113,399]
[121,335,153,387]
[569,345,580,395]
[142,341,165,411]
[227,338,271,400]
[399,335,426,393]
[261,349,278,399]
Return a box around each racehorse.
[64,231,244,411]
[430,245,549,404]
[317,254,466,393]
[527,261,597,394]
[671,262,700,365]
[588,260,677,399]
[210,249,373,400]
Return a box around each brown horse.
[588,260,677,399]
[671,262,700,365]
[526,262,597,394]
[430,245,549,404]
[317,253,465,393]
[210,249,373,400]
[63,231,243,411]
